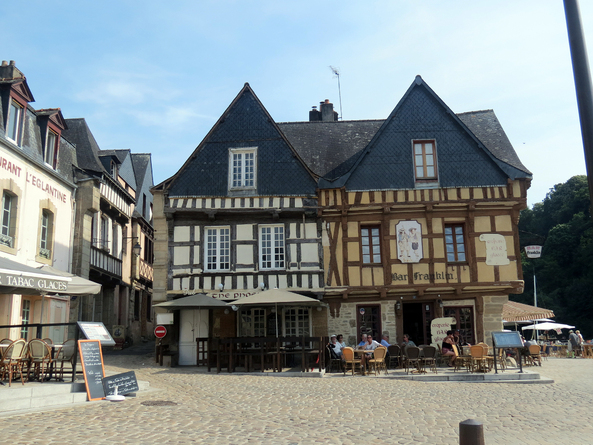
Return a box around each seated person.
[337,334,346,349]
[329,334,343,358]
[401,334,416,348]
[441,330,456,366]
[358,333,368,348]
[361,334,381,370]
[381,335,391,347]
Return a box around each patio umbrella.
[229,289,325,337]
[154,293,228,310]
[521,322,575,331]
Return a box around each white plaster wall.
[173,246,190,265]
[174,226,191,242]
[236,224,253,240]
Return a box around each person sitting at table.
[441,330,456,366]
[401,334,416,348]
[329,334,343,358]
[361,334,381,371]
[337,334,346,349]
[358,333,368,348]
[381,335,391,347]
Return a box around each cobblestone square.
[1,353,592,445]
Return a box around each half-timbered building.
[315,76,531,347]
[152,84,325,364]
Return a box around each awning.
[154,293,228,310]
[0,256,71,295]
[37,265,101,295]
[229,289,324,307]
[502,301,555,322]
[522,322,575,331]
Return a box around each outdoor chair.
[387,345,401,369]
[470,345,488,373]
[528,344,542,366]
[452,345,471,372]
[404,346,424,374]
[367,346,387,376]
[326,344,343,373]
[421,346,438,373]
[496,348,507,372]
[0,338,27,386]
[342,347,362,376]
[56,338,77,381]
[42,338,53,345]
[26,339,52,382]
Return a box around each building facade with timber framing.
[151,76,531,362]
[315,76,531,347]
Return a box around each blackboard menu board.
[78,340,106,401]
[102,371,139,396]
[492,331,524,348]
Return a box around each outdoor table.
[45,344,63,381]
[353,348,374,375]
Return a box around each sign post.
[155,325,167,366]
[154,325,167,338]
[525,245,543,341]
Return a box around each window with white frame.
[260,225,285,270]
[0,191,16,248]
[205,227,230,270]
[44,129,58,168]
[39,210,54,259]
[100,216,109,251]
[229,148,256,190]
[284,308,310,336]
[240,308,266,337]
[413,140,437,180]
[21,299,31,339]
[7,99,24,145]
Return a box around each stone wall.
[482,295,508,347]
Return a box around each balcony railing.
[139,258,153,282]
[90,245,122,277]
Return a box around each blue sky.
[5,1,593,206]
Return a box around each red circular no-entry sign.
[154,325,167,338]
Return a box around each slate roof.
[277,120,383,180]
[458,110,531,175]
[62,118,104,173]
[131,153,152,192]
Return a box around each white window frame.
[7,99,24,145]
[0,192,15,248]
[284,307,311,337]
[259,224,285,270]
[228,147,257,190]
[39,209,53,259]
[413,139,438,181]
[240,308,266,337]
[44,129,58,168]
[205,226,230,271]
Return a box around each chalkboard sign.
[77,321,116,346]
[78,340,106,401]
[102,371,139,396]
[492,331,524,348]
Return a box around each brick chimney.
[309,99,338,122]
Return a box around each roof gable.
[335,76,519,190]
[162,84,317,197]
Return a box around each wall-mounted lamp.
[396,301,401,311]
[123,236,142,256]
[231,305,238,312]
[259,282,266,290]
[437,299,443,308]
[218,283,224,291]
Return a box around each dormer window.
[110,160,118,178]
[229,147,256,190]
[44,130,58,168]
[7,99,24,146]
[413,140,438,181]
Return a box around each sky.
[4,1,593,207]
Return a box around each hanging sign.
[525,245,542,259]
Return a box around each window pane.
[416,166,423,177]
[426,154,433,165]
[414,144,422,154]
[426,166,434,177]
[415,155,424,166]
[425,143,433,154]
[458,252,466,262]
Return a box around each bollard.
[459,419,485,445]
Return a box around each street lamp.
[123,237,142,257]
[525,245,542,341]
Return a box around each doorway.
[179,309,209,365]
[356,304,381,342]
[403,302,434,345]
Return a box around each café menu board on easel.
[78,339,106,401]
[77,321,116,346]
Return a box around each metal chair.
[56,339,77,380]
[367,346,388,376]
[342,347,362,376]
[0,339,27,386]
[26,339,52,382]
[387,345,401,369]
[421,346,438,373]
[404,346,424,374]
[326,344,343,373]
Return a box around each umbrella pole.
[275,302,279,338]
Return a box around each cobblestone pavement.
[1,350,592,445]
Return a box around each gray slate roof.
[62,118,105,173]
[277,120,383,180]
[131,153,151,192]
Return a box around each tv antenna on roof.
[329,66,343,120]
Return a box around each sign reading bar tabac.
[77,321,116,346]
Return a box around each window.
[413,140,437,180]
[21,299,31,339]
[240,308,266,337]
[39,210,54,259]
[44,130,58,168]
[110,160,118,178]
[260,225,285,270]
[0,192,16,248]
[444,306,475,345]
[7,100,24,145]
[229,148,256,190]
[445,224,466,262]
[100,216,109,251]
[134,290,140,321]
[112,223,120,258]
[284,308,310,336]
[205,227,230,270]
[361,226,381,264]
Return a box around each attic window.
[110,160,118,178]
[44,130,58,169]
[229,147,257,190]
[7,99,25,146]
[413,140,438,181]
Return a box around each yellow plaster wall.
[477,262,495,282]
[474,216,491,233]
[495,215,512,232]
[349,267,361,286]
